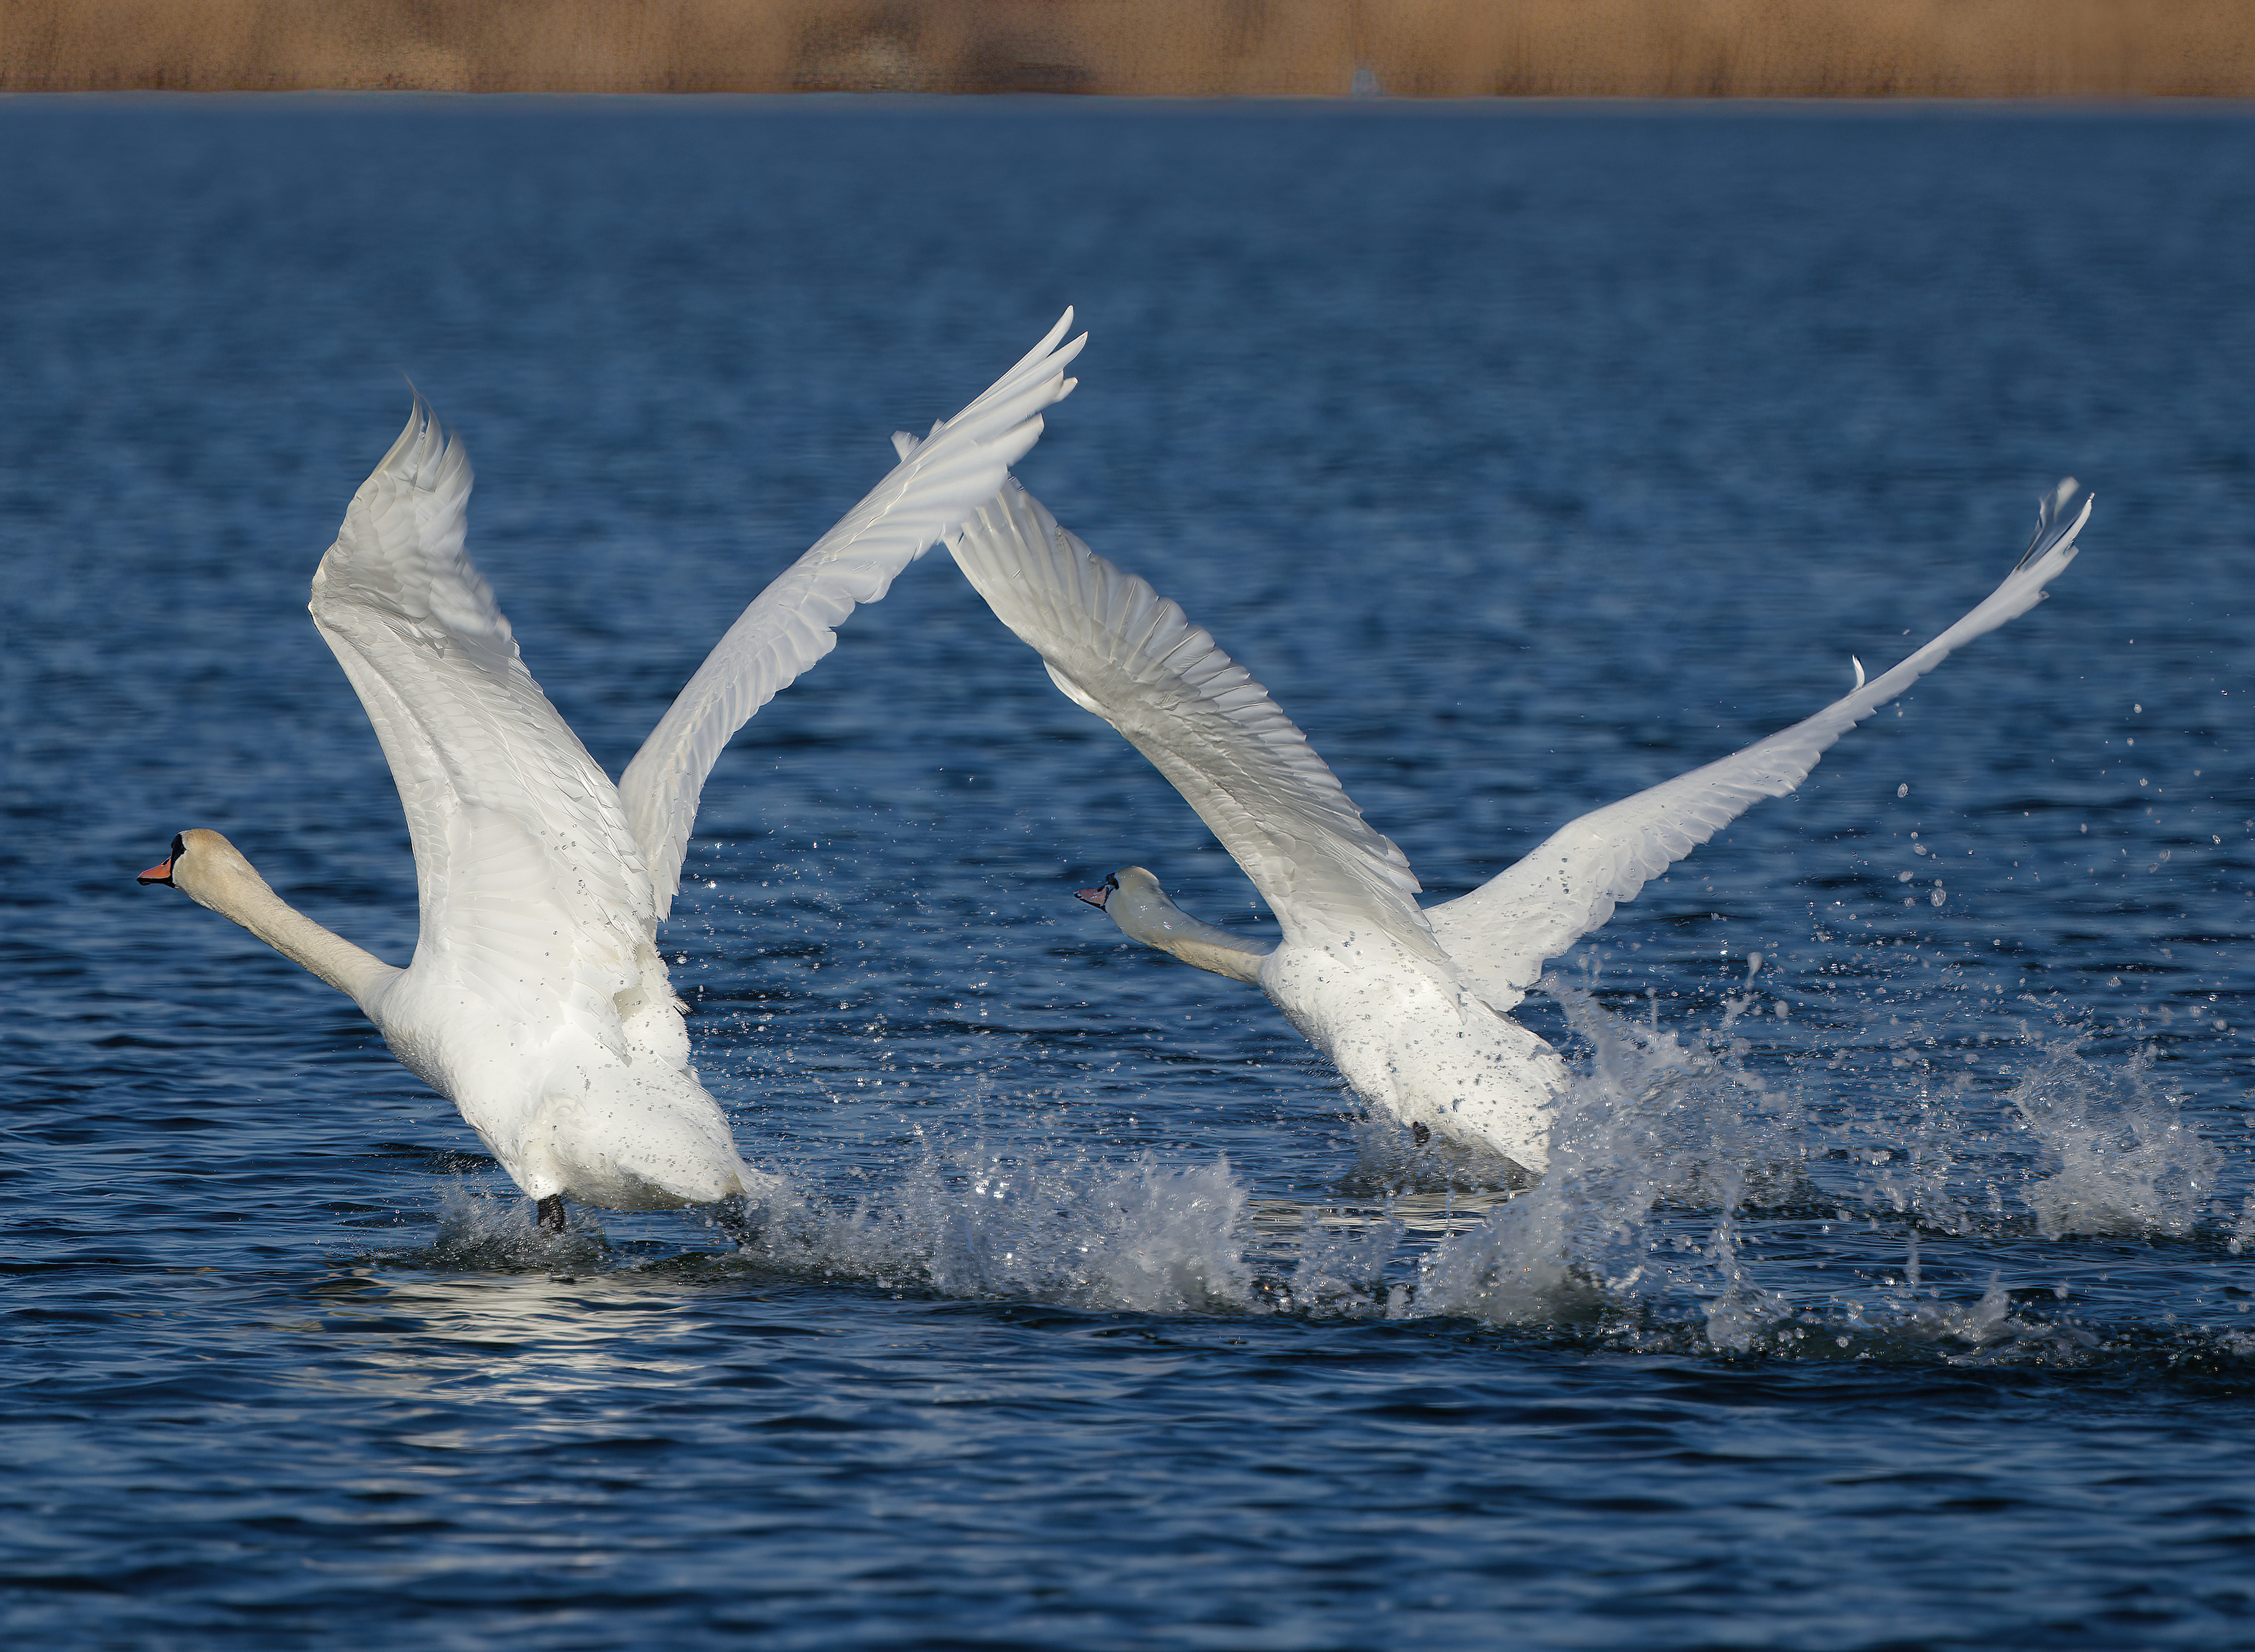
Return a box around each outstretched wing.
[311,403,655,1050]
[948,479,1442,959]
[620,311,1087,919]
[1426,482,2094,1010]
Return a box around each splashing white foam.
[380,946,2245,1370]
[412,1181,613,1272]
[2230,1196,2255,1257]
[1279,1203,1408,1317]
[1414,976,1793,1328]
[2010,1043,2221,1239]
[756,1147,1253,1314]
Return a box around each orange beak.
[1074,886,1109,909]
[137,857,174,886]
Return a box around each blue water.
[4,97,2254,1648]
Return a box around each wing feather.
[1427,481,2094,1008]
[311,402,656,1049]
[620,311,1087,917]
[949,480,1439,957]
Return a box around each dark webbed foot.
[537,1194,566,1233]
[714,1194,763,1250]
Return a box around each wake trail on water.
[403,1146,1256,1313]
[748,1147,1253,1312]
[384,961,2252,1369]
[1415,978,2243,1345]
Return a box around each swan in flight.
[138,313,1086,1232]
[947,474,2092,1173]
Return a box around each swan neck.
[199,870,399,1014]
[1108,884,1270,985]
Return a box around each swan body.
[140,314,1086,1223]
[954,475,2093,1173]
[144,826,753,1212]
[1072,863,1565,1154]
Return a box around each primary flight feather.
[139,313,1085,1230]
[948,472,2089,1172]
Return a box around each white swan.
[946,475,2092,1173]
[138,313,1086,1232]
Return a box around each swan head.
[1075,865,1165,924]
[1069,867,1269,984]
[137,828,276,915]
[137,828,397,1009]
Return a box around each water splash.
[2230,1196,2255,1257]
[367,949,2252,1372]
[1414,974,1795,1328]
[1278,1202,1409,1318]
[407,1180,614,1273]
[2010,1043,2221,1239]
[753,1145,1254,1313]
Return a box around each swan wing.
[620,312,1087,919]
[948,479,1439,957]
[311,402,654,1051]
[1427,482,2094,1009]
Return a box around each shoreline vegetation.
[3,0,2251,98]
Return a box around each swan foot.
[536,1195,566,1234]
[1411,1122,1431,1147]
[713,1194,764,1251]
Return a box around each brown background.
[4,0,2251,97]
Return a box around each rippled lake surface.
[4,98,2254,1648]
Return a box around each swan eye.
[170,833,187,860]
[1103,874,1119,891]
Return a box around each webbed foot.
[537,1194,566,1233]
[714,1194,763,1250]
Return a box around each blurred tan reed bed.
[4,0,2251,96]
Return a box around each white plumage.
[143,313,1085,1226]
[949,474,2091,1172]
